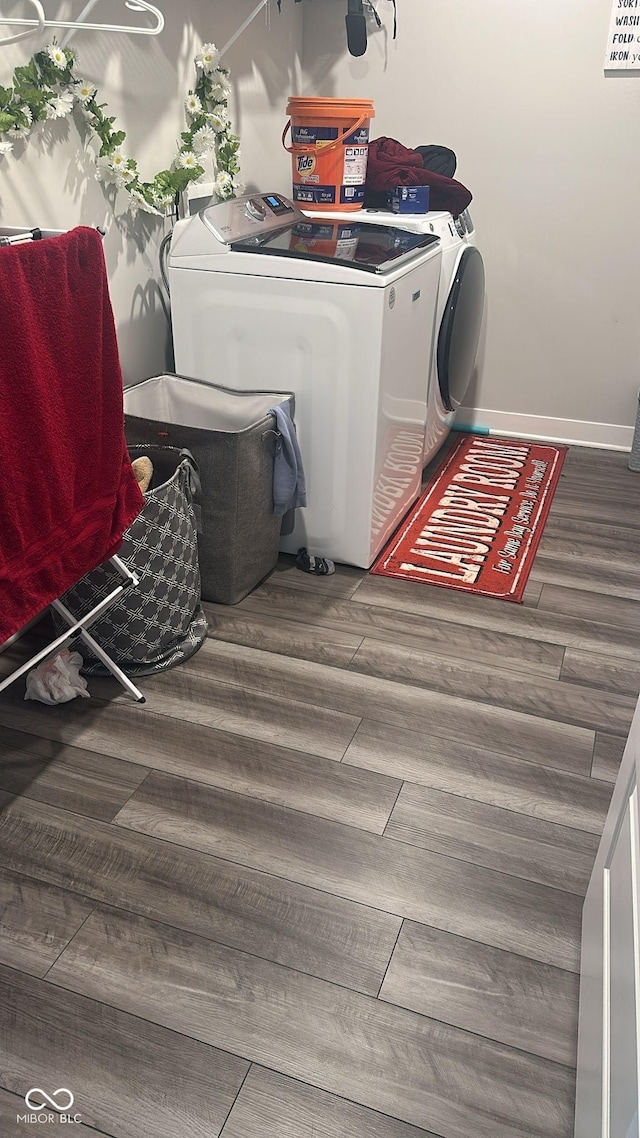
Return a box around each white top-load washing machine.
[308,207,485,467]
[169,192,442,568]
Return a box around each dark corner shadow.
[0,614,68,805]
[118,275,174,380]
[0,612,123,809]
[0,727,67,815]
[463,290,489,412]
[132,275,173,363]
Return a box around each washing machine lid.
[230,219,439,275]
[304,207,462,246]
[170,199,442,286]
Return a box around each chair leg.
[50,598,145,703]
[0,555,146,703]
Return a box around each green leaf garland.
[0,41,241,217]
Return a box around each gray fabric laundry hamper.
[52,446,208,676]
[124,374,295,604]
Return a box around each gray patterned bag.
[53,446,207,676]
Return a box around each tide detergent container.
[283,96,375,212]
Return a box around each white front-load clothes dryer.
[168,193,443,568]
[308,207,485,467]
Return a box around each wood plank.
[0,867,94,977]
[350,574,640,662]
[176,639,595,773]
[385,783,599,895]
[114,771,583,971]
[380,921,579,1066]
[553,483,636,506]
[0,1086,111,1137]
[221,1066,439,1138]
[0,668,361,762]
[547,495,640,530]
[538,583,640,632]
[244,583,564,679]
[562,447,631,470]
[348,637,635,736]
[0,704,394,833]
[48,906,576,1138]
[530,554,640,601]
[269,555,366,597]
[0,724,48,754]
[561,649,640,698]
[537,515,640,566]
[554,463,639,490]
[0,796,400,995]
[521,580,543,606]
[0,733,149,822]
[553,455,633,477]
[344,719,611,829]
[546,463,640,529]
[0,963,248,1138]
[551,484,624,506]
[203,601,363,666]
[592,732,627,784]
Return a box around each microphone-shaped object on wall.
[346,0,367,56]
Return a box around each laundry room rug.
[371,435,567,602]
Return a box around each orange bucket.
[283,96,375,212]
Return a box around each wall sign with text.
[605,0,640,69]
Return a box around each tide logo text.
[296,154,316,176]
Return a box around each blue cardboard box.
[389,185,430,213]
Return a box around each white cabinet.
[575,695,640,1138]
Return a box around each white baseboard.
[456,407,635,451]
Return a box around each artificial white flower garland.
[0,41,241,217]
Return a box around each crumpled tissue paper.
[24,649,90,705]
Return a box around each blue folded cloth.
[270,400,307,517]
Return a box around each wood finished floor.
[0,444,638,1138]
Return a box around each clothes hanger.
[219,0,269,61]
[0,0,45,47]
[0,0,164,41]
[59,0,163,46]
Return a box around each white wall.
[302,0,640,448]
[5,1,637,446]
[0,0,302,384]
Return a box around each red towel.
[0,227,144,644]
[366,137,473,216]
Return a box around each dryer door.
[437,245,485,412]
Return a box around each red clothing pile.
[366,137,472,216]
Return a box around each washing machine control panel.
[201,192,304,245]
